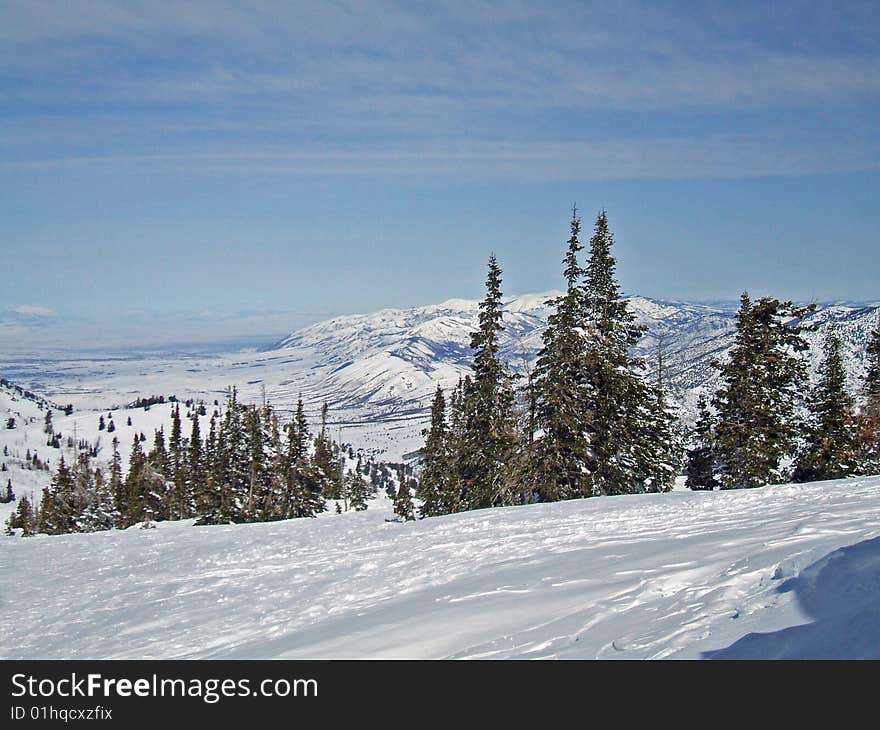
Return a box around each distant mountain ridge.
[2,293,876,460]
[269,293,879,429]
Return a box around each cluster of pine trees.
[6,210,879,534]
[686,301,880,490]
[417,209,681,517]
[7,390,412,536]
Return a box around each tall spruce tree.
[712,293,811,488]
[187,411,203,515]
[530,207,594,501]
[168,405,189,520]
[109,436,124,520]
[793,333,858,482]
[580,211,678,495]
[458,254,518,510]
[198,413,220,518]
[285,396,323,518]
[244,405,272,520]
[219,388,250,522]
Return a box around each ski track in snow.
[2,477,880,659]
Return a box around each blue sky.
[1,0,879,341]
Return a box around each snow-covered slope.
[3,476,880,659]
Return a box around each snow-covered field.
[3,476,880,659]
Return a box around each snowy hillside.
[3,476,880,659]
[1,295,878,460]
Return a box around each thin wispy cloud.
[2,1,878,181]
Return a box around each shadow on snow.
[705,536,880,659]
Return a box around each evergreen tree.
[284,396,323,518]
[580,211,679,495]
[394,467,415,520]
[685,396,718,490]
[458,255,518,510]
[417,385,455,517]
[348,469,370,511]
[858,313,880,474]
[81,467,117,531]
[168,404,187,520]
[712,293,811,488]
[198,413,220,517]
[313,402,340,499]
[6,494,36,536]
[219,388,250,522]
[148,428,169,478]
[4,479,14,503]
[110,436,124,520]
[37,456,75,534]
[793,333,858,482]
[124,433,150,524]
[530,207,594,501]
[244,404,272,521]
[187,411,204,516]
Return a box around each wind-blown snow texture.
[3,477,880,659]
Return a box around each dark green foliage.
[685,396,718,490]
[348,470,370,511]
[458,254,518,510]
[187,411,203,513]
[37,456,75,534]
[530,208,594,501]
[148,428,168,479]
[394,467,415,520]
[168,404,189,520]
[6,494,36,536]
[793,333,859,482]
[313,402,342,500]
[417,209,679,517]
[417,386,456,517]
[712,293,812,488]
[580,211,679,495]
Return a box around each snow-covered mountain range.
[266,293,879,448]
[1,294,878,459]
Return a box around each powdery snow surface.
[3,477,880,660]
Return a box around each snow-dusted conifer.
[459,255,518,510]
[530,207,593,501]
[712,293,811,488]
